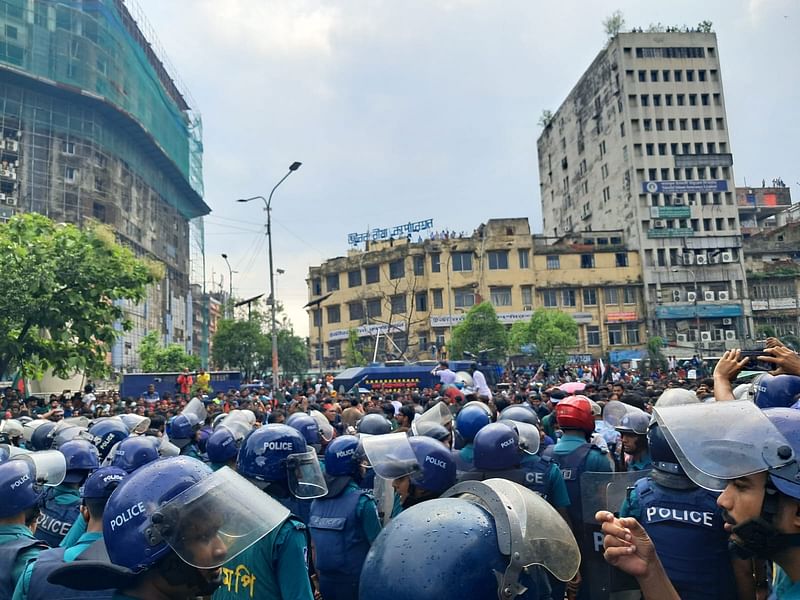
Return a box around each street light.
[672,267,700,358]
[221,253,234,319]
[237,161,302,388]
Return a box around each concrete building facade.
[0,0,209,371]
[537,31,750,354]
[306,218,644,370]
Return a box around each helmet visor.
[22,420,49,443]
[309,410,335,442]
[411,402,453,436]
[155,467,289,569]
[509,421,541,455]
[220,411,254,441]
[12,449,66,486]
[462,400,491,416]
[119,415,151,434]
[287,450,328,499]
[654,400,794,490]
[182,398,208,424]
[602,400,632,427]
[362,432,419,480]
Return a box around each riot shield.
[372,474,396,525]
[578,470,650,600]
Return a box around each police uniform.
[626,450,652,472]
[34,485,80,547]
[452,444,475,472]
[212,518,313,600]
[620,477,736,600]
[519,454,570,508]
[14,531,112,600]
[0,525,48,599]
[309,481,381,600]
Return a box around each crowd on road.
[2,339,800,599]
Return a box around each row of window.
[544,253,629,270]
[634,116,725,133]
[541,286,638,308]
[628,65,715,82]
[637,140,728,157]
[632,92,720,108]
[587,323,641,346]
[314,249,532,293]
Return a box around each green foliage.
[603,10,625,38]
[211,318,269,380]
[509,309,578,369]
[538,109,554,128]
[138,331,199,372]
[756,325,777,339]
[275,327,310,378]
[344,329,367,367]
[449,302,508,361]
[647,336,668,372]
[697,20,713,33]
[0,214,158,379]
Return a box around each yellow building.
[306,218,645,370]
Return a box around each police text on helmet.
[261,441,294,452]
[424,455,448,469]
[10,473,29,489]
[109,501,146,530]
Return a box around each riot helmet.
[0,450,66,518]
[286,412,322,449]
[89,418,130,460]
[324,435,362,477]
[499,404,541,427]
[28,420,57,451]
[0,419,23,445]
[110,436,161,474]
[752,374,800,409]
[474,422,520,470]
[357,413,392,435]
[455,402,491,443]
[60,439,100,484]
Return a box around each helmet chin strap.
[729,480,800,560]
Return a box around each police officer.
[109,436,161,474]
[15,466,127,600]
[0,451,64,598]
[308,435,381,600]
[213,425,322,599]
[87,418,129,463]
[614,409,652,471]
[452,402,491,473]
[356,413,392,435]
[359,478,580,600]
[166,398,206,459]
[205,410,255,472]
[286,412,323,455]
[35,440,99,547]
[0,419,24,447]
[48,457,290,600]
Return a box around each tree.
[274,328,310,379]
[0,214,160,379]
[211,318,269,381]
[344,329,368,367]
[538,109,554,129]
[509,309,578,369]
[138,331,200,372]
[697,20,713,33]
[647,336,668,372]
[603,10,625,38]
[449,302,508,361]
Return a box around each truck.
[333,360,502,394]
[120,371,242,399]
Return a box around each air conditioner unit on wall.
[725,330,737,340]
[676,334,688,343]
[718,291,730,301]
[700,331,712,342]
[687,291,697,302]
[721,251,734,263]
[653,220,667,229]
[5,197,17,206]
[672,289,682,302]
[0,193,5,201]
[704,291,715,301]
[695,255,708,265]
[722,318,733,325]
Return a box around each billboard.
[642,180,728,194]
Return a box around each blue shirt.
[773,566,800,600]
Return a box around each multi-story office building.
[538,31,750,352]
[0,0,209,371]
[306,218,644,370]
[737,184,792,238]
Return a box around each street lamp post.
[673,267,700,357]
[237,161,302,388]
[221,253,234,319]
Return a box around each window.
[640,94,649,107]
[326,273,340,292]
[92,202,106,222]
[608,325,624,346]
[546,255,560,270]
[454,288,475,309]
[415,292,428,312]
[646,143,654,156]
[430,253,441,273]
[542,289,558,308]
[602,187,611,202]
[312,278,322,296]
[326,305,341,324]
[643,119,652,131]
[390,294,407,314]
[347,270,362,288]
[432,289,444,309]
[677,94,685,106]
[601,164,609,179]
[62,141,76,155]
[638,70,646,82]
[5,25,18,39]
[698,69,707,82]
[605,287,619,304]
[418,334,428,350]
[366,298,382,318]
[624,287,637,304]
[389,259,405,279]
[653,94,661,107]
[488,250,509,270]
[583,288,597,306]
[490,287,512,307]
[365,265,379,284]
[587,326,601,347]
[413,255,425,276]
[559,289,575,307]
[313,309,321,327]
[521,286,533,307]
[701,93,709,106]
[64,166,77,183]
[348,302,364,321]
[580,254,595,269]
[518,249,530,269]
[686,69,694,82]
[674,70,682,81]
[616,253,628,267]
[689,94,697,106]
[452,252,473,272]
[626,323,640,345]
[692,118,700,130]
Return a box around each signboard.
[606,311,638,322]
[569,354,594,364]
[647,228,695,238]
[430,311,533,328]
[649,206,691,219]
[751,300,768,311]
[655,304,743,319]
[328,321,407,341]
[348,219,434,245]
[571,312,593,324]
[674,153,733,168]
[642,180,728,194]
[769,298,798,310]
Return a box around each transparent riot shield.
[579,470,651,600]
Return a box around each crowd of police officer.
[2,341,800,599]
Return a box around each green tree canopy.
[344,329,367,367]
[138,331,200,372]
[449,302,508,361]
[211,319,269,381]
[275,327,310,378]
[0,214,159,379]
[509,309,578,369]
[647,336,668,372]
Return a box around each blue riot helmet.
[59,439,100,484]
[80,466,127,501]
[499,404,541,427]
[110,436,161,474]
[118,414,151,435]
[752,374,800,409]
[323,434,364,495]
[473,422,521,470]
[614,411,650,436]
[0,419,23,446]
[455,403,491,443]
[647,422,684,476]
[359,478,581,600]
[237,424,327,499]
[29,421,57,451]
[167,398,207,447]
[286,412,322,449]
[0,450,67,518]
[206,428,238,465]
[413,422,452,445]
[357,413,392,435]
[89,418,130,460]
[762,408,800,499]
[51,425,94,450]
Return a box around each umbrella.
[559,381,586,394]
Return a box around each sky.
[136,0,799,338]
